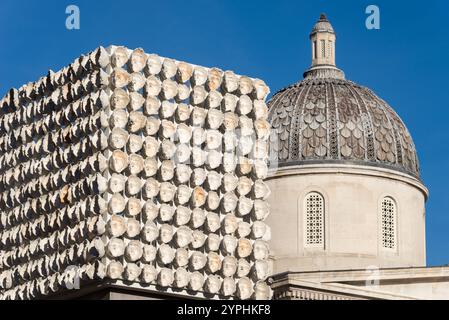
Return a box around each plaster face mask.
[176,185,192,205]
[222,277,236,296]
[252,221,267,239]
[237,277,253,300]
[175,248,189,267]
[144,178,160,199]
[191,230,206,249]
[174,268,190,288]
[128,154,144,175]
[110,150,128,173]
[109,174,125,194]
[107,261,124,279]
[111,88,130,109]
[126,218,141,238]
[141,265,157,283]
[237,259,251,277]
[143,201,159,221]
[176,226,193,248]
[158,268,174,287]
[223,71,239,93]
[207,68,223,91]
[222,256,238,278]
[176,164,191,184]
[189,272,205,291]
[108,215,126,237]
[207,108,223,129]
[190,252,207,271]
[253,260,269,281]
[159,182,176,203]
[207,234,221,252]
[159,204,175,222]
[207,252,222,274]
[205,275,222,294]
[126,175,142,196]
[144,157,158,178]
[206,213,220,233]
[108,193,126,214]
[158,244,175,265]
[144,136,160,158]
[142,244,157,262]
[253,240,269,260]
[125,240,143,262]
[191,209,205,229]
[237,221,251,238]
[222,235,237,255]
[146,54,162,75]
[237,238,252,258]
[223,214,238,234]
[107,238,125,258]
[160,161,175,182]
[127,197,141,217]
[175,206,191,226]
[159,224,174,244]
[142,221,159,242]
[193,67,208,86]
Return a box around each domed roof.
[268,15,420,178]
[311,13,334,35]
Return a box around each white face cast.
[222,277,236,296]
[159,224,174,244]
[142,221,159,243]
[175,248,189,267]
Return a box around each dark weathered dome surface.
[268,76,420,178]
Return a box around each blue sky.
[1,0,449,266]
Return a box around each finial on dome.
[304,14,345,80]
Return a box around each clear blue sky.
[1,0,449,266]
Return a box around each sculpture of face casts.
[253,200,269,221]
[253,79,270,100]
[238,76,253,96]
[205,233,220,252]
[126,175,142,196]
[222,235,237,255]
[254,160,268,179]
[207,252,222,274]
[107,261,124,280]
[223,214,238,235]
[192,168,207,187]
[161,101,176,119]
[191,230,206,249]
[221,256,238,278]
[109,173,126,194]
[143,137,160,160]
[192,186,207,208]
[223,152,237,173]
[205,212,220,233]
[144,178,160,199]
[191,208,206,229]
[205,275,222,294]
[223,71,239,93]
[161,140,176,160]
[126,197,141,217]
[142,244,157,263]
[237,222,251,238]
[254,180,270,200]
[124,263,142,282]
[189,271,205,292]
[175,206,191,226]
[176,123,192,144]
[143,201,159,221]
[254,119,270,140]
[146,54,162,75]
[108,193,126,214]
[126,218,141,238]
[141,265,158,284]
[145,117,161,136]
[206,171,222,191]
[222,192,238,213]
[125,240,143,262]
[159,182,176,203]
[237,259,251,277]
[192,67,208,86]
[159,161,174,182]
[192,107,207,126]
[190,251,207,271]
[237,177,253,198]
[175,226,193,248]
[128,154,144,175]
[176,185,192,206]
[175,144,191,164]
[158,244,175,265]
[109,127,128,149]
[222,277,236,296]
[175,164,192,184]
[159,204,175,223]
[110,109,128,129]
[175,248,189,267]
[158,268,174,287]
[237,95,253,116]
[111,46,129,67]
[176,102,191,121]
[207,150,222,170]
[251,221,267,239]
[142,221,159,243]
[111,88,130,109]
[237,196,253,217]
[128,111,147,133]
[237,277,253,300]
[176,62,193,83]
[162,80,178,100]
[254,281,271,300]
[110,150,128,173]
[107,238,125,258]
[207,191,220,211]
[253,240,269,260]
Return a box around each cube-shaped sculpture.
[0,46,271,300]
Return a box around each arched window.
[381,197,397,250]
[304,192,325,248]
